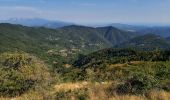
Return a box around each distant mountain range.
[108,23,148,32]
[0,18,73,28]
[109,23,170,37]
[90,23,170,38]
[1,18,170,38]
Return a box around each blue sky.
[0,0,170,24]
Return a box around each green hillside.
[73,48,170,68]
[0,24,138,65]
[116,34,170,50]
[0,24,102,63]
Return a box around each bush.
[0,52,51,97]
[116,73,158,95]
[0,70,34,96]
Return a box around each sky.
[0,0,170,25]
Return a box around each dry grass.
[0,89,53,100]
[110,61,142,68]
[63,64,72,68]
[146,90,170,100]
[54,82,170,100]
[0,82,170,100]
[54,81,89,92]
[110,63,128,67]
[88,89,170,100]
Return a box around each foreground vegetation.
[0,48,169,100]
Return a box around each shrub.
[116,73,158,95]
[0,52,51,97]
[0,69,34,96]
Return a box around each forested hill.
[0,23,138,63]
[96,26,138,45]
[2,23,170,65]
[73,48,170,67]
[116,34,170,50]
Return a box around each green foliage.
[117,73,158,94]
[0,52,32,69]
[73,48,170,67]
[0,68,34,97]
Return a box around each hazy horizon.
[0,0,170,25]
[1,17,170,27]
